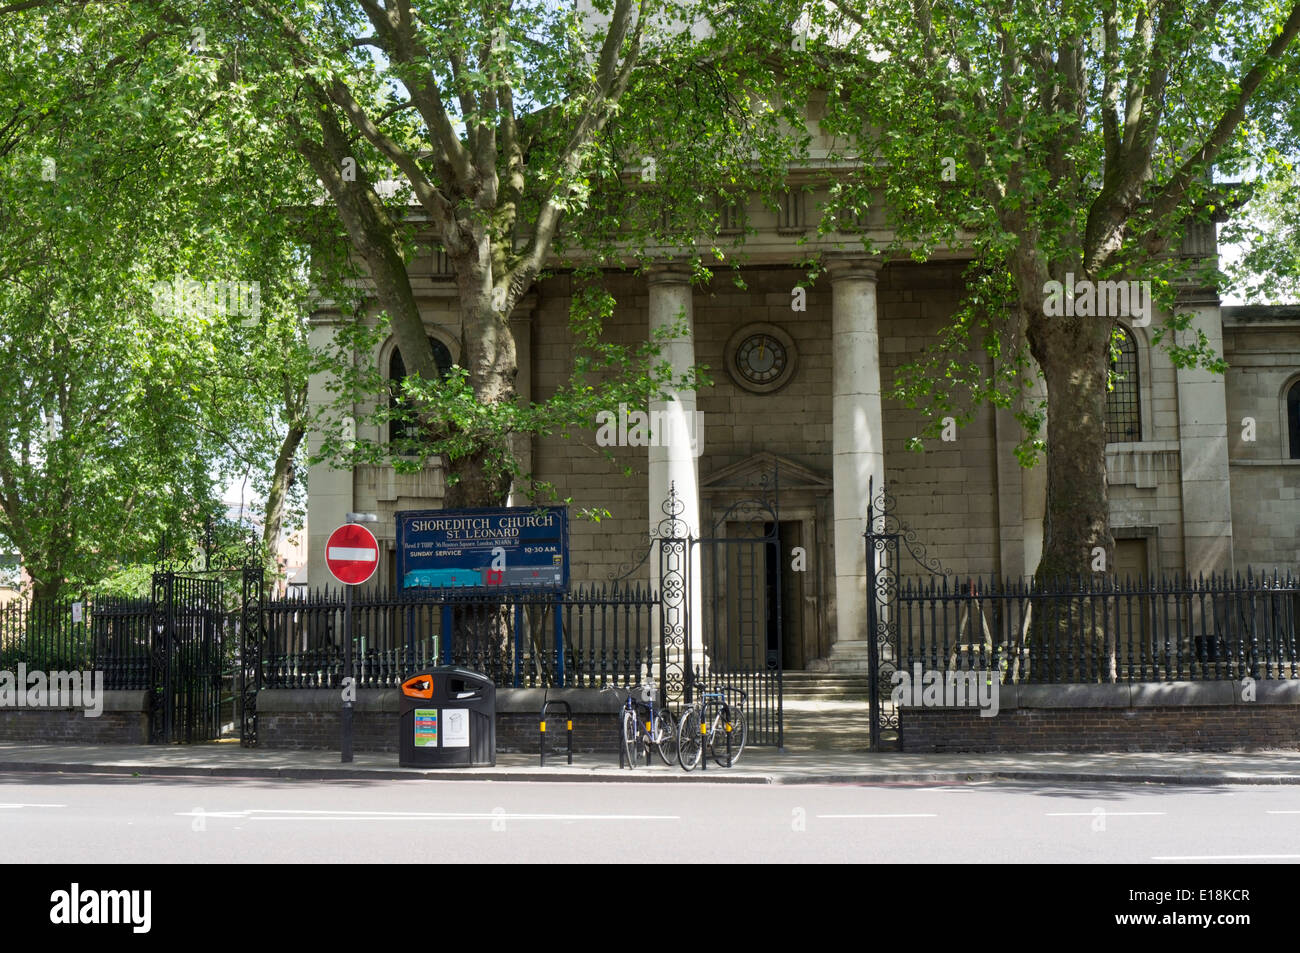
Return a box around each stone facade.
[306,202,1300,675]
[1224,305,1300,571]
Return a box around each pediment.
[701,452,832,495]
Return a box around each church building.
[305,121,1300,675]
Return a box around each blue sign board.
[396,506,570,592]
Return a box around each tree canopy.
[802,0,1300,578]
[0,3,322,597]
[197,0,805,507]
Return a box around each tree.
[212,0,803,507]
[0,3,325,596]
[807,0,1300,580]
[1221,162,1300,303]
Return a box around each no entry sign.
[325,523,380,585]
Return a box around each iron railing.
[261,584,658,690]
[892,570,1300,683]
[0,597,153,689]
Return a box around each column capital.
[825,256,883,282]
[645,261,694,286]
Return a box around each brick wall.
[256,710,620,754]
[903,681,1300,752]
[254,688,622,754]
[905,706,1300,752]
[0,708,149,745]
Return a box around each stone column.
[1174,293,1235,575]
[826,258,884,672]
[306,313,355,588]
[646,265,703,677]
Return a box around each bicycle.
[677,677,747,770]
[605,680,678,768]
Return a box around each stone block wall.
[876,262,1001,579]
[527,262,1013,586]
[1105,319,1188,576]
[1223,310,1300,573]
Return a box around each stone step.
[781,678,873,686]
[781,673,873,682]
[750,672,876,701]
[781,678,873,689]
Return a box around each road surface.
[2,773,1298,863]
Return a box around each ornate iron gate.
[656,482,785,747]
[865,479,950,751]
[150,572,226,743]
[240,565,264,747]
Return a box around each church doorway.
[700,452,833,673]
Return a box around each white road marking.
[1154,854,1300,861]
[1265,810,1300,814]
[816,813,938,819]
[0,803,65,809]
[1045,811,1165,816]
[176,809,677,821]
[250,816,678,822]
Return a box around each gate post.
[865,478,901,752]
[864,478,952,751]
[658,533,691,705]
[149,571,173,744]
[655,483,693,707]
[240,564,264,747]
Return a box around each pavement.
[3,740,1300,785]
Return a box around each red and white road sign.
[325,523,380,585]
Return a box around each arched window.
[1106,327,1141,443]
[1288,380,1300,460]
[389,337,453,445]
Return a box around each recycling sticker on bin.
[413,709,438,747]
[442,709,469,748]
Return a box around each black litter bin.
[398,667,496,767]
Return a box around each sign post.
[326,521,379,763]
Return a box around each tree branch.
[1148,0,1300,231]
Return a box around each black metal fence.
[891,570,1300,683]
[261,583,658,690]
[0,597,153,689]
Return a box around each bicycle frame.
[617,684,674,768]
[681,677,746,771]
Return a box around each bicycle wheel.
[711,702,747,767]
[652,708,678,766]
[620,708,639,769]
[677,706,702,771]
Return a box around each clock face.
[735,333,788,385]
